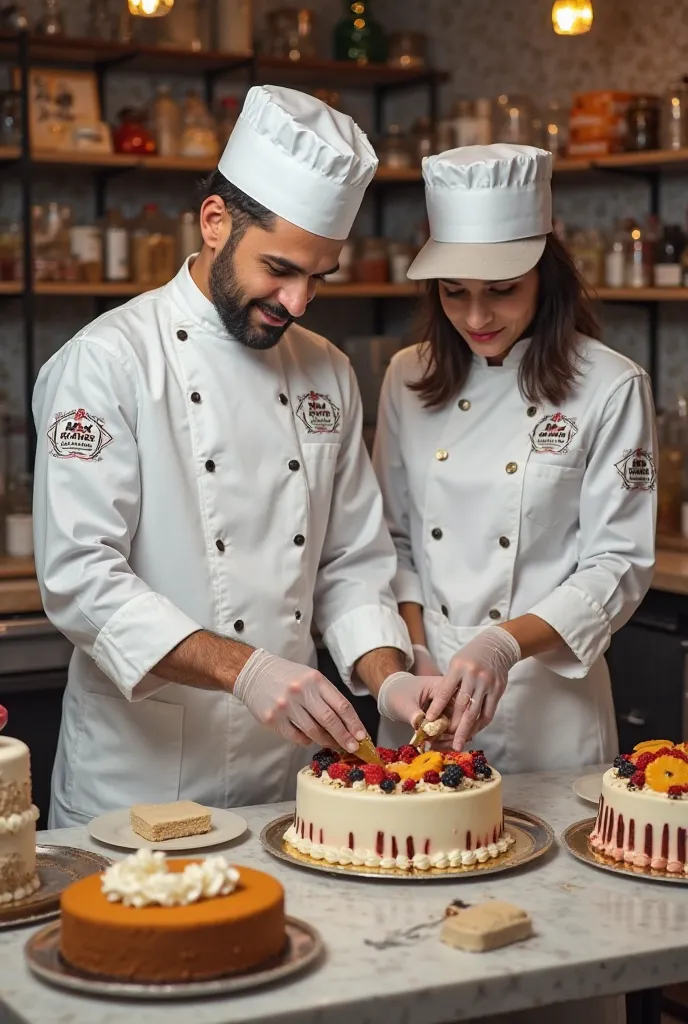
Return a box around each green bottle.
[333,1,388,64]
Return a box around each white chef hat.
[408,144,553,281]
[218,85,378,240]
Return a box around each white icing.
[101,849,239,908]
[0,806,38,834]
[0,874,40,904]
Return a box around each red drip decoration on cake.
[644,823,653,857]
[679,827,686,865]
[391,836,398,859]
[300,819,305,840]
[493,826,498,844]
[349,832,354,850]
[376,831,384,856]
[319,828,323,845]
[596,795,605,832]
[606,808,614,845]
[466,831,471,850]
[406,836,415,860]
[628,818,635,852]
[616,814,624,849]
[309,822,313,842]
[662,823,669,860]
[424,839,430,856]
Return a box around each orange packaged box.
[569,90,636,153]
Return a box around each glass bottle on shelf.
[410,116,435,164]
[104,210,130,282]
[569,228,603,288]
[333,1,388,64]
[216,96,239,149]
[626,223,649,288]
[0,221,21,281]
[180,91,218,160]
[355,237,388,283]
[654,224,685,288]
[132,205,176,289]
[604,221,628,288]
[377,124,412,169]
[36,0,64,36]
[662,78,688,151]
[177,210,202,265]
[31,205,49,282]
[150,86,181,158]
[643,214,661,285]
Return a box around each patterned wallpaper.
[3,0,688,444]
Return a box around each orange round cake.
[60,860,286,983]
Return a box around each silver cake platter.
[563,817,688,885]
[260,809,554,881]
[0,846,112,930]
[25,916,323,999]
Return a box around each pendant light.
[128,0,175,16]
[552,0,593,35]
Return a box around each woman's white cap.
[218,85,378,240]
[408,144,553,281]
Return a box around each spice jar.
[70,224,103,282]
[265,8,317,60]
[355,238,388,283]
[625,95,660,152]
[326,240,354,284]
[113,108,156,155]
[388,241,413,283]
[387,31,426,68]
[410,116,434,164]
[377,125,412,169]
[662,80,688,151]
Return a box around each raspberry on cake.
[284,744,514,872]
[590,740,688,874]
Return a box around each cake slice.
[130,801,212,842]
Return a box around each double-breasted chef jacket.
[374,335,657,771]
[33,257,411,827]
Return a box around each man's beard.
[209,240,293,351]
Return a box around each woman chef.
[373,144,656,772]
[32,86,415,828]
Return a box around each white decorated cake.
[284,744,514,872]
[589,740,688,875]
[0,736,40,903]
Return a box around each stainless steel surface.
[562,817,688,885]
[261,809,554,881]
[25,916,323,999]
[0,846,111,930]
[0,614,72,683]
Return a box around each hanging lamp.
[128,0,175,16]
[552,0,593,35]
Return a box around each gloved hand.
[233,649,367,752]
[412,644,442,677]
[425,627,521,750]
[376,671,444,727]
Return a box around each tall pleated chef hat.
[218,85,378,240]
[408,144,553,281]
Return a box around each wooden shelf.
[31,281,419,300]
[0,557,34,580]
[255,56,447,90]
[593,287,688,301]
[0,281,20,294]
[319,283,419,298]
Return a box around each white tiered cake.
[0,736,40,903]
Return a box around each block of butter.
[440,900,533,952]
[130,800,212,842]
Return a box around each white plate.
[572,773,603,805]
[88,807,248,852]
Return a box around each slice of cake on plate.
[130,800,211,842]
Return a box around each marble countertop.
[1,768,688,1024]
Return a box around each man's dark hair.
[200,171,276,247]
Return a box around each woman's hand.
[425,627,521,750]
[376,671,444,727]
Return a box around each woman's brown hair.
[408,233,600,409]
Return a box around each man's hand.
[233,649,367,752]
[376,671,444,727]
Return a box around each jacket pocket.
[522,461,584,531]
[69,692,184,818]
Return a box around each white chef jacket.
[373,336,656,772]
[33,258,411,827]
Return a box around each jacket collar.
[167,255,231,340]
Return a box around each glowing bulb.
[552,0,593,35]
[128,0,175,17]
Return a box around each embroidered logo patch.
[296,391,341,434]
[615,448,656,491]
[530,412,578,454]
[47,408,113,461]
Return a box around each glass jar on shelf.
[493,94,536,145]
[388,241,413,283]
[132,204,176,289]
[475,98,492,145]
[180,91,218,160]
[70,223,103,283]
[604,220,629,288]
[453,100,479,147]
[625,95,660,152]
[543,101,568,160]
[377,124,412,169]
[662,79,688,151]
[216,96,240,149]
[410,116,435,164]
[0,91,21,146]
[626,223,649,288]
[103,210,130,282]
[355,237,388,283]
[387,31,426,68]
[177,210,202,265]
[36,0,64,36]
[569,228,604,288]
[113,108,156,155]
[0,221,21,281]
[654,224,685,288]
[434,116,455,153]
[325,240,354,284]
[150,86,181,158]
[265,8,317,61]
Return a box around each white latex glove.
[233,649,367,753]
[376,671,444,727]
[412,644,442,677]
[425,627,521,751]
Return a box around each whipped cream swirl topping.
[101,849,240,908]
[0,805,38,834]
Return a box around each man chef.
[32,85,416,828]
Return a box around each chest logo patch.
[530,412,578,454]
[296,392,341,434]
[615,448,656,491]
[47,408,113,461]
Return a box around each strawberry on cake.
[283,745,514,873]
[589,740,688,875]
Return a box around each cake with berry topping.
[589,740,688,874]
[283,745,514,873]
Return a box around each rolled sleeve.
[392,567,425,606]
[528,584,610,678]
[93,592,201,700]
[322,603,413,695]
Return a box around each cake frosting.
[0,737,40,904]
[60,854,286,982]
[589,740,688,874]
[284,745,514,872]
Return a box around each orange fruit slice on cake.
[632,740,674,753]
[645,755,688,793]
